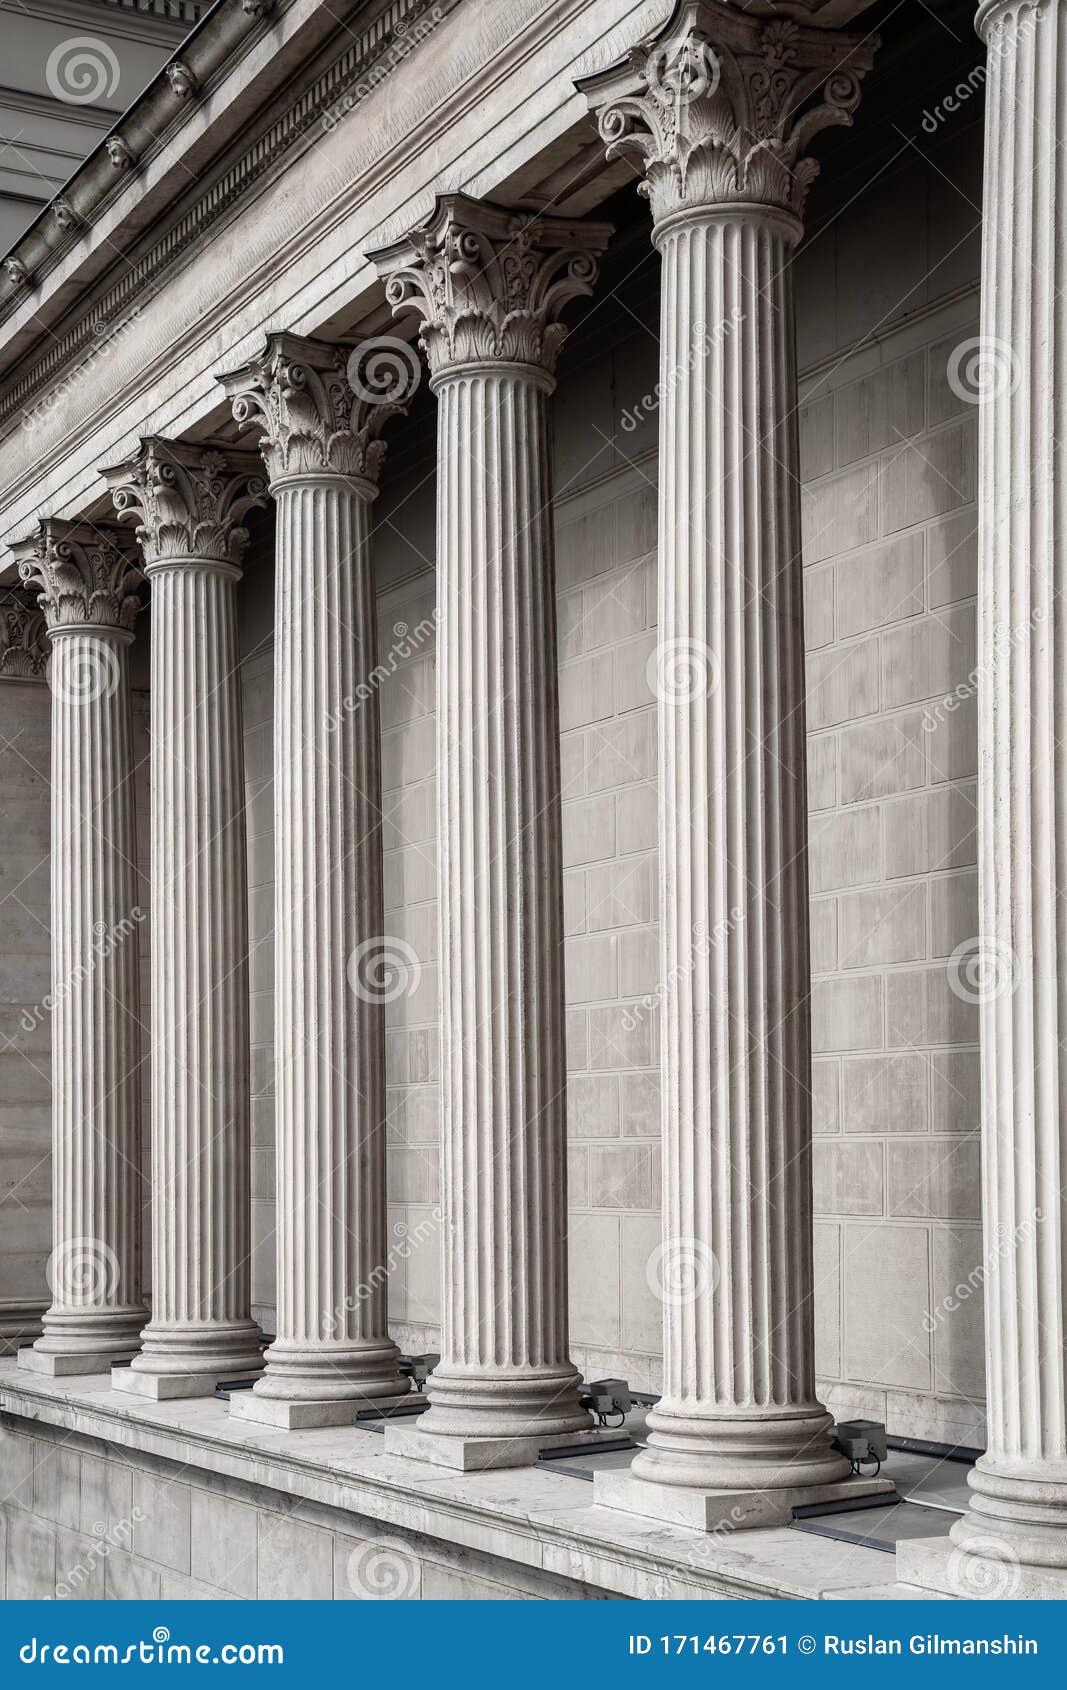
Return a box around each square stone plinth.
[229,1389,413,1430]
[594,1468,896,1533]
[384,1420,615,1472]
[111,1367,220,1401]
[18,1346,138,1379]
[896,1533,1067,1600]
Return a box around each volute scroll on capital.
[12,518,145,633]
[577,0,877,228]
[102,438,268,569]
[0,588,50,678]
[218,332,409,486]
[370,194,613,381]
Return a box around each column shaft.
[14,523,148,1378]
[947,0,1067,1574]
[419,367,587,1441]
[633,209,845,1491]
[242,475,404,1421]
[127,560,262,1390]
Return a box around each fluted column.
[581,4,881,1527]
[12,523,147,1373]
[372,197,611,1468]
[103,440,266,1397]
[220,335,409,1427]
[897,0,1067,1599]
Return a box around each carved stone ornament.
[12,519,144,633]
[219,331,408,485]
[370,194,613,380]
[0,589,49,678]
[577,0,877,227]
[102,438,268,568]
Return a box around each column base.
[384,1419,613,1473]
[112,1366,221,1402]
[896,1534,1067,1600]
[116,1319,265,1399]
[594,1468,895,1533]
[229,1388,412,1431]
[18,1344,141,1379]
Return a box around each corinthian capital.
[0,589,49,679]
[102,438,267,569]
[371,195,612,380]
[12,519,144,633]
[578,0,876,228]
[219,333,408,486]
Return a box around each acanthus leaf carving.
[370,195,612,380]
[102,438,268,568]
[579,0,876,227]
[0,588,49,679]
[12,519,144,632]
[219,332,407,484]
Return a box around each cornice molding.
[372,193,612,379]
[0,0,456,433]
[578,0,877,226]
[102,437,268,567]
[12,518,144,631]
[0,588,49,680]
